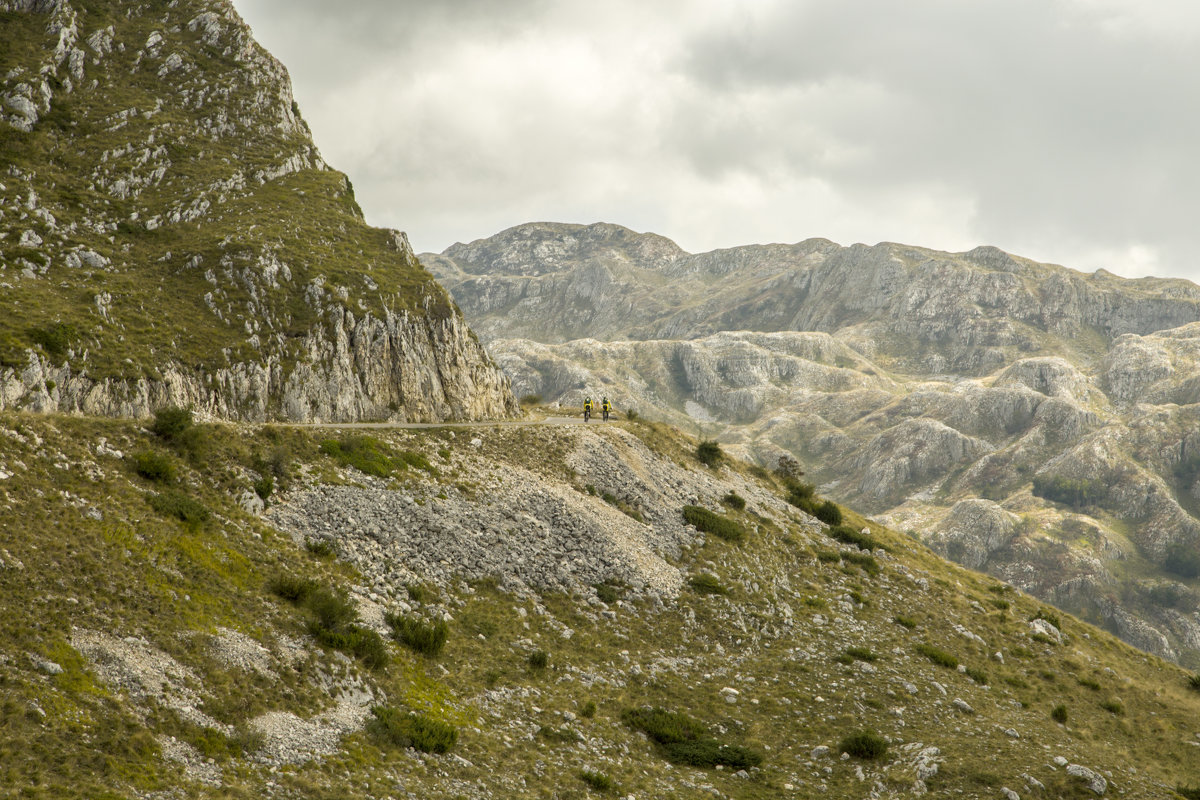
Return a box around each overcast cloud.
[234,0,1200,281]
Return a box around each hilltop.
[424,223,1200,670]
[1,407,1199,798]
[0,0,515,422]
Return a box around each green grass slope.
[0,409,1198,799]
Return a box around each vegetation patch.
[841,551,881,576]
[696,440,723,467]
[838,729,888,760]
[580,769,616,793]
[964,666,989,685]
[528,650,549,672]
[130,450,175,482]
[1100,699,1124,716]
[915,643,959,669]
[621,707,763,770]
[1032,475,1103,509]
[272,580,388,670]
[537,724,582,744]
[147,491,210,526]
[368,707,458,753]
[594,580,626,604]
[319,435,397,477]
[681,505,745,543]
[1051,704,1069,724]
[304,538,336,559]
[721,490,746,510]
[827,524,879,551]
[893,615,918,629]
[385,612,449,657]
[688,574,728,596]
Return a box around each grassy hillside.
[1,409,1198,798]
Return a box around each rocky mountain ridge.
[0,0,516,422]
[425,223,1200,669]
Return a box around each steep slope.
[426,224,1200,669]
[0,0,516,421]
[2,408,1200,799]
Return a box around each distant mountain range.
[426,222,1200,667]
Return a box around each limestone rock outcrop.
[0,0,516,422]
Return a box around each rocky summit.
[0,0,516,422]
[426,223,1200,669]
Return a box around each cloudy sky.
[234,0,1200,280]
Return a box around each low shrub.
[385,612,449,657]
[151,406,192,439]
[621,707,763,770]
[304,538,336,559]
[307,588,358,632]
[529,650,549,671]
[1077,676,1102,691]
[520,394,542,406]
[1100,699,1124,715]
[1032,608,1062,631]
[827,524,879,551]
[814,500,842,525]
[273,582,389,670]
[269,575,318,603]
[580,770,615,792]
[1188,673,1200,692]
[130,450,175,482]
[915,643,959,669]
[580,700,597,719]
[964,666,989,685]
[537,725,582,744]
[681,505,745,543]
[664,740,763,770]
[147,491,210,526]
[397,450,436,474]
[594,581,624,604]
[1051,704,1068,724]
[843,646,878,663]
[838,729,888,760]
[721,490,746,510]
[253,475,274,502]
[406,583,433,603]
[841,552,881,576]
[311,624,389,670]
[28,322,75,358]
[1032,474,1104,508]
[319,435,395,477]
[1164,543,1200,580]
[893,615,918,629]
[688,574,728,596]
[1178,787,1200,800]
[368,707,457,753]
[696,440,723,467]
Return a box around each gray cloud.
[234,0,1200,280]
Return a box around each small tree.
[696,440,723,467]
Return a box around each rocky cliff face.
[0,0,516,421]
[427,224,1200,667]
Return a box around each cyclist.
[601,397,612,422]
[583,396,593,422]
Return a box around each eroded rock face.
[928,500,1019,571]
